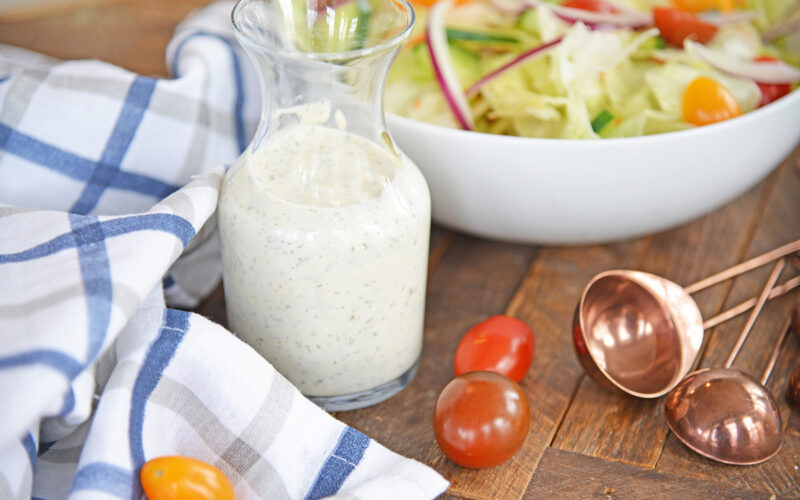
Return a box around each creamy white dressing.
[218,101,431,397]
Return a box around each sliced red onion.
[427,0,475,130]
[465,37,563,97]
[699,10,758,26]
[522,0,652,29]
[686,40,800,83]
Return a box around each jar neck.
[244,46,395,151]
[232,0,414,153]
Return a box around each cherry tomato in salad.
[753,56,792,107]
[141,456,235,500]
[454,315,535,382]
[561,0,619,13]
[682,76,742,126]
[653,7,718,47]
[434,371,530,468]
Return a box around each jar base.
[307,357,420,411]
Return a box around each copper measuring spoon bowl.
[664,261,790,465]
[573,270,703,398]
[573,239,800,398]
[664,366,783,465]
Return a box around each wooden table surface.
[3,1,800,498]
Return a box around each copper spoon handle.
[760,318,792,386]
[684,239,800,294]
[724,259,785,369]
[702,275,800,330]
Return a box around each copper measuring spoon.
[664,261,790,465]
[573,239,800,398]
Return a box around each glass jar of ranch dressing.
[219,0,430,410]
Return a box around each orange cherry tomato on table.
[433,371,530,468]
[653,7,718,47]
[561,0,619,13]
[141,456,235,500]
[454,315,535,382]
[682,76,742,126]
[753,56,792,107]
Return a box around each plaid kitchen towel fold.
[0,1,449,499]
[0,0,260,309]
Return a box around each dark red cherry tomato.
[433,371,530,468]
[561,0,619,13]
[653,7,718,47]
[454,315,535,382]
[753,56,792,107]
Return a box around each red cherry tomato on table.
[433,371,530,468]
[753,56,792,107]
[653,7,718,47]
[454,315,535,382]
[140,456,235,500]
[682,76,742,126]
[561,0,619,13]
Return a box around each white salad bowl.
[387,89,800,244]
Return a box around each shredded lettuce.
[385,0,798,139]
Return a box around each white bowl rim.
[387,88,800,149]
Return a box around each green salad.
[385,0,800,138]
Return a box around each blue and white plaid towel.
[0,2,449,499]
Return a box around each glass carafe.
[219,0,430,410]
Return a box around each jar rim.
[231,0,416,62]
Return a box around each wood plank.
[656,417,800,498]
[0,0,112,21]
[335,234,538,500]
[525,448,782,499]
[486,240,650,495]
[655,147,800,497]
[552,157,783,467]
[427,226,456,277]
[0,0,214,76]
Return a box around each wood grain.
[655,149,800,497]
[552,160,783,468]
[0,0,214,76]
[526,447,783,499]
[489,240,650,493]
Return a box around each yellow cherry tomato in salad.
[682,76,742,126]
[140,456,235,500]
